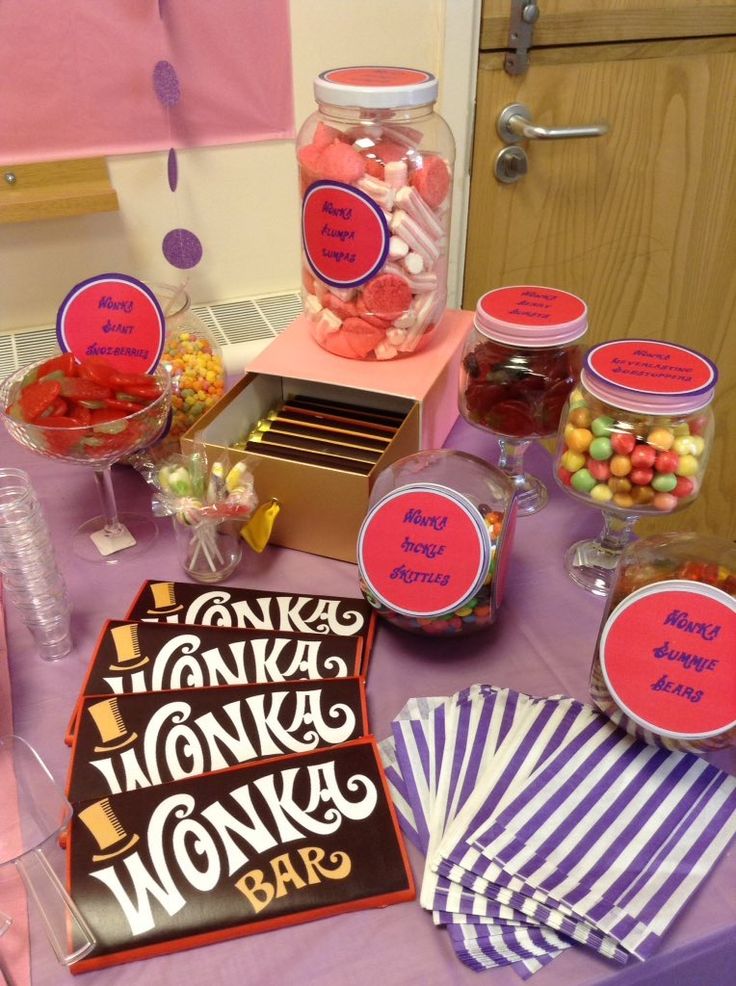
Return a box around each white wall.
[0,0,479,334]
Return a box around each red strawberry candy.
[362,274,412,320]
[317,142,366,184]
[312,121,342,149]
[410,154,450,209]
[323,293,358,320]
[340,317,386,359]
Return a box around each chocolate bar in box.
[126,580,377,672]
[67,677,368,804]
[68,738,414,973]
[65,618,363,745]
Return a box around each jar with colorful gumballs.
[459,285,588,515]
[149,283,226,452]
[356,449,517,636]
[297,66,455,360]
[590,532,736,753]
[554,339,717,595]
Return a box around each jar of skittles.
[356,449,517,635]
[591,532,736,752]
[297,66,455,360]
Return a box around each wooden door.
[464,1,736,538]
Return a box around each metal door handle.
[498,103,609,144]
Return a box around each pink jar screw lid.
[583,339,718,414]
[474,286,588,348]
[314,67,438,109]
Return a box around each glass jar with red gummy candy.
[460,286,588,438]
[590,532,736,752]
[297,66,455,360]
[554,339,717,517]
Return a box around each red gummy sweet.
[410,154,450,209]
[323,293,358,320]
[369,141,408,165]
[321,330,359,360]
[363,157,385,179]
[355,295,391,329]
[362,274,412,320]
[332,317,386,360]
[312,121,342,149]
[317,142,366,184]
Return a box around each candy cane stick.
[394,186,444,239]
[389,210,440,268]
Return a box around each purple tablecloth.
[1,418,734,986]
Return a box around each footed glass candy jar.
[554,339,717,594]
[459,285,587,515]
[297,66,455,360]
[590,532,736,752]
[356,449,517,636]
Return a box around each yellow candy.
[676,454,699,477]
[561,449,586,472]
[590,483,613,502]
[647,427,674,451]
[673,435,699,456]
[567,428,593,453]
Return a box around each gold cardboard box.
[180,373,420,563]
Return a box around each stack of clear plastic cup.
[0,469,72,661]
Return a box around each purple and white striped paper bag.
[458,708,736,960]
[389,689,568,976]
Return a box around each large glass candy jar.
[356,449,516,636]
[459,285,587,515]
[590,532,736,752]
[554,339,717,594]
[297,66,455,360]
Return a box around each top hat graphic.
[108,623,150,672]
[78,799,140,862]
[87,697,139,753]
[146,581,184,615]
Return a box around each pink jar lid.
[314,67,438,109]
[474,286,588,348]
[583,339,718,414]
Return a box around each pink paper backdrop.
[0,0,294,163]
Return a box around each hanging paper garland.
[152,31,203,270]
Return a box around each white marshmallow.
[403,252,425,275]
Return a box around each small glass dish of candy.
[590,532,736,752]
[459,286,588,515]
[356,449,517,636]
[554,339,718,595]
[0,354,171,562]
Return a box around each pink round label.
[322,67,432,88]
[357,485,492,617]
[479,286,585,327]
[302,181,390,288]
[56,274,165,373]
[600,581,736,738]
[586,340,717,397]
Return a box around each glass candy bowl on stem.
[554,339,718,595]
[0,360,171,563]
[459,286,588,515]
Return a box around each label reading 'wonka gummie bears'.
[600,580,736,739]
[358,485,492,618]
[302,181,390,288]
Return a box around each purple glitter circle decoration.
[162,228,203,269]
[167,148,178,192]
[153,60,181,108]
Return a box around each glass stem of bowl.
[595,511,638,557]
[497,438,531,485]
[93,467,125,537]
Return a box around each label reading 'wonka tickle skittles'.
[357,484,492,618]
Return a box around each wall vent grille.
[0,290,302,378]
